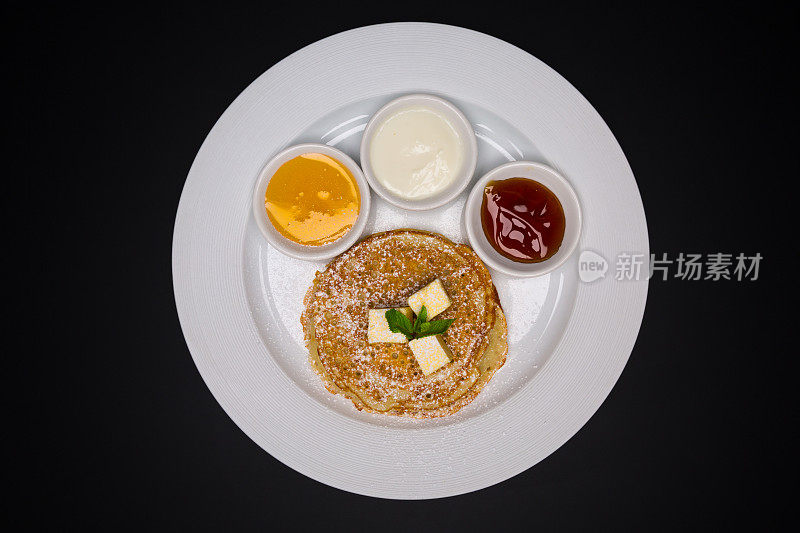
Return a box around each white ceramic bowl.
[464,161,582,277]
[251,143,371,261]
[359,94,478,210]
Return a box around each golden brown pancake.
[301,230,508,418]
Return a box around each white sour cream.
[369,106,464,199]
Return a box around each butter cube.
[407,279,451,318]
[408,335,452,375]
[368,307,413,344]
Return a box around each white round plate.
[173,23,648,499]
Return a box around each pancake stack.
[301,230,508,418]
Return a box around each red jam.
[480,178,566,263]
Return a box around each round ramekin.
[251,143,371,261]
[359,94,478,210]
[463,161,582,277]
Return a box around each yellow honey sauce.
[265,153,360,246]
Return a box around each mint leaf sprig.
[385,305,454,341]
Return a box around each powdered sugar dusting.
[301,230,508,418]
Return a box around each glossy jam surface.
[265,153,360,246]
[481,178,566,263]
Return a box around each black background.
[18,3,795,530]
